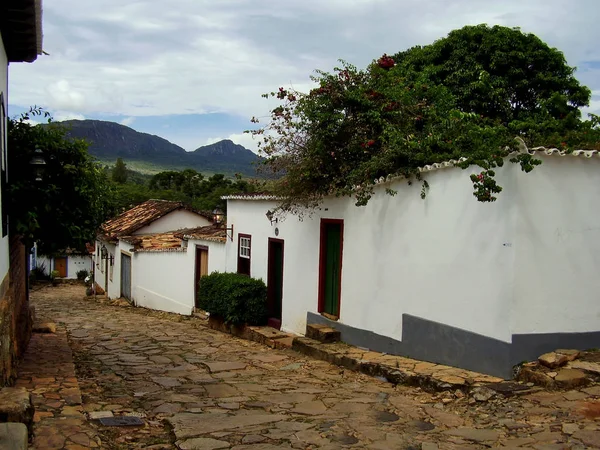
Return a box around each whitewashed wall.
[227,154,600,347]
[136,210,211,234]
[0,37,9,288]
[187,240,227,275]
[94,239,119,298]
[36,254,92,278]
[512,153,600,335]
[132,250,192,315]
[226,163,519,342]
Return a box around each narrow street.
[22,284,600,449]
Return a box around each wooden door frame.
[194,245,209,307]
[267,238,285,320]
[317,219,344,317]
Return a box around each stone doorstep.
[291,336,505,394]
[201,316,296,350]
[0,388,34,436]
[0,423,28,450]
[306,324,341,344]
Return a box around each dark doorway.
[120,253,132,300]
[194,246,209,308]
[318,219,343,318]
[267,238,284,329]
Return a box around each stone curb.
[292,336,502,394]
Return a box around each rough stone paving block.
[306,324,341,343]
[98,416,144,427]
[0,388,34,435]
[32,322,56,333]
[0,423,28,450]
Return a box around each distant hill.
[57,119,261,177]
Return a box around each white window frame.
[239,236,251,259]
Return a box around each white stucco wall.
[94,239,119,298]
[36,254,92,278]
[512,153,600,335]
[132,250,193,315]
[0,37,9,287]
[136,210,211,234]
[226,154,600,346]
[226,164,519,342]
[188,240,227,275]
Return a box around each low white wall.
[512,153,600,335]
[136,210,211,234]
[226,163,518,342]
[37,254,92,278]
[67,255,92,278]
[132,250,193,315]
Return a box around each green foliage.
[8,108,116,253]
[250,25,600,212]
[50,270,60,280]
[111,169,260,214]
[76,269,89,281]
[30,263,49,282]
[111,158,128,184]
[197,272,267,326]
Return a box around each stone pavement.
[25,284,600,449]
[15,325,101,449]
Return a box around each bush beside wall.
[198,272,267,326]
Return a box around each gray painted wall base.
[307,312,600,379]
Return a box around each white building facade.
[223,149,600,378]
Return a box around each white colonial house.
[94,199,227,315]
[30,243,93,279]
[221,145,600,378]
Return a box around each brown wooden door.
[195,247,209,308]
[54,257,67,278]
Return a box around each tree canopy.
[8,108,116,254]
[250,25,600,213]
[112,157,128,184]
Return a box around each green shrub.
[76,269,89,281]
[50,270,60,280]
[30,263,49,281]
[198,272,267,326]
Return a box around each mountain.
[57,119,261,177]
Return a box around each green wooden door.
[322,223,342,316]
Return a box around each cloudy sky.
[8,0,600,152]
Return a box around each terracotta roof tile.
[99,199,212,240]
[180,225,227,243]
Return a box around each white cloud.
[120,116,135,126]
[7,0,600,129]
[51,111,86,122]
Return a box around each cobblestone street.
[22,284,600,449]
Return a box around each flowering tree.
[250,27,600,214]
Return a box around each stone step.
[0,388,34,437]
[306,323,341,343]
[0,423,28,450]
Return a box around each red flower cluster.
[277,87,287,100]
[360,139,376,148]
[377,54,395,70]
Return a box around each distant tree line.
[107,160,261,213]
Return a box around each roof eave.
[2,0,43,63]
